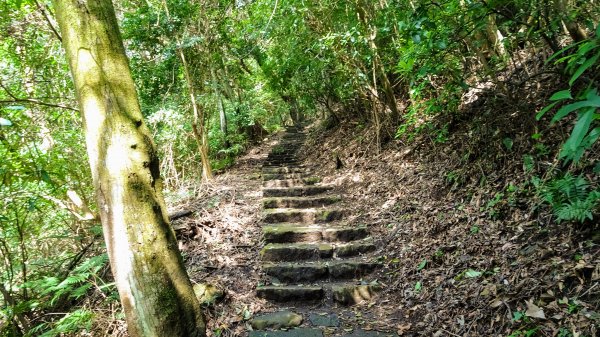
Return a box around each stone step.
[261,239,375,261]
[262,177,321,188]
[256,283,380,305]
[264,161,300,167]
[256,285,323,302]
[267,153,299,158]
[263,223,367,243]
[263,208,344,224]
[335,239,377,257]
[263,173,308,181]
[263,260,379,282]
[261,243,333,261]
[262,167,308,174]
[263,186,331,198]
[263,195,339,208]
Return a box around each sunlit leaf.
[569,52,600,86]
[465,269,482,278]
[0,117,12,126]
[549,89,572,101]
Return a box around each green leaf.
[503,137,513,151]
[551,101,594,123]
[465,269,482,278]
[417,259,427,271]
[550,89,572,101]
[40,170,54,185]
[546,41,584,64]
[569,52,600,86]
[536,101,558,120]
[512,311,525,321]
[414,281,422,292]
[560,108,595,162]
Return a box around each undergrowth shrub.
[535,174,600,223]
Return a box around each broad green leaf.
[547,41,583,64]
[549,89,572,101]
[551,101,594,123]
[503,137,513,151]
[536,102,558,120]
[414,281,422,292]
[417,259,427,271]
[584,88,600,106]
[559,108,595,162]
[569,52,600,86]
[512,311,525,321]
[465,269,482,278]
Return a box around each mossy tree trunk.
[52,1,206,336]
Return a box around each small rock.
[308,313,340,327]
[250,311,303,330]
[193,283,224,306]
[332,284,381,305]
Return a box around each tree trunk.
[211,68,229,148]
[52,1,206,336]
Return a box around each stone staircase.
[251,126,384,336]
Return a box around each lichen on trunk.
[52,0,206,336]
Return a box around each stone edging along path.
[248,126,395,337]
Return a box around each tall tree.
[51,0,206,336]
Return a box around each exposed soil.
[295,51,600,336]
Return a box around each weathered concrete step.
[263,195,339,208]
[263,173,308,181]
[261,239,375,261]
[261,242,333,261]
[266,157,298,162]
[262,167,309,174]
[264,161,300,167]
[263,208,344,224]
[256,285,323,302]
[336,239,376,257]
[263,223,367,243]
[265,158,299,163]
[262,177,321,188]
[263,186,331,197]
[256,283,380,305]
[264,260,379,282]
[249,328,323,337]
[267,153,299,158]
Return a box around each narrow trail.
[248,126,393,337]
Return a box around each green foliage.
[537,174,600,223]
[538,26,600,165]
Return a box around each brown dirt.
[296,51,600,336]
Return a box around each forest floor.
[165,113,598,337]
[154,52,600,336]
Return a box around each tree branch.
[0,98,79,112]
[33,0,62,42]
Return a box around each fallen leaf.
[525,300,546,319]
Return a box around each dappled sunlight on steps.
[250,126,392,337]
